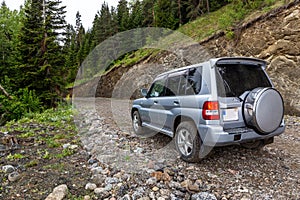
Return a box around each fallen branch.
[0,84,12,100]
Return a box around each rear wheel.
[132,111,145,135]
[175,121,203,162]
[241,140,263,149]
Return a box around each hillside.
[81,0,300,116]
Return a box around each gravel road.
[74,98,300,200]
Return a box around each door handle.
[154,100,158,104]
[174,100,180,105]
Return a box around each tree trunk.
[0,84,12,100]
[206,0,210,13]
[178,0,182,26]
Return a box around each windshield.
[216,64,272,97]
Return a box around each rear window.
[216,64,272,97]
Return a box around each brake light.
[202,101,220,120]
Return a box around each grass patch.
[179,0,286,41]
[7,153,25,161]
[19,131,36,138]
[1,104,76,132]
[55,148,76,159]
[25,160,39,168]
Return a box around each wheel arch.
[131,108,139,119]
[173,115,197,135]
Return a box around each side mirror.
[141,89,148,97]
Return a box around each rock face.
[78,1,300,115]
[203,1,300,115]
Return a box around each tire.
[240,140,263,149]
[175,121,203,163]
[132,110,155,137]
[243,88,284,134]
[132,111,145,135]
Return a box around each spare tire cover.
[243,88,284,134]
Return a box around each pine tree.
[117,0,129,31]
[141,0,156,26]
[154,0,178,29]
[17,0,67,106]
[129,0,143,29]
[0,2,23,82]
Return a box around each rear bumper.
[198,124,285,147]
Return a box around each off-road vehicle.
[131,57,285,162]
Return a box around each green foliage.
[25,160,39,168]
[0,87,42,125]
[14,0,67,107]
[55,147,76,158]
[7,153,25,160]
[179,0,284,41]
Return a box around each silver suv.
[131,57,285,162]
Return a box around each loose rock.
[45,184,68,200]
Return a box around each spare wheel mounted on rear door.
[243,87,284,134]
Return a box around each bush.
[0,88,43,125]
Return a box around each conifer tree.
[17,0,67,106]
[154,0,178,29]
[117,0,129,31]
[0,2,23,82]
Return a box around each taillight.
[202,101,220,120]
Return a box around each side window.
[165,76,180,96]
[186,67,202,95]
[149,78,166,97]
[165,70,188,97]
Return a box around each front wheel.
[132,111,145,135]
[132,110,155,138]
[175,121,203,162]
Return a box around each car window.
[216,64,272,97]
[165,70,188,96]
[165,76,180,96]
[148,78,166,97]
[186,67,202,95]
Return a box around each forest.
[0,0,272,124]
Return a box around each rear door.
[215,58,272,129]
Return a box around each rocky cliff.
[204,1,300,115]
[90,1,300,115]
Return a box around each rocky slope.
[92,1,300,115]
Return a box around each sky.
[4,0,119,29]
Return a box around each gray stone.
[91,166,104,174]
[62,143,71,149]
[2,165,15,173]
[104,184,113,191]
[85,183,97,190]
[45,184,68,200]
[94,187,106,194]
[8,172,20,182]
[105,177,120,185]
[88,158,98,165]
[84,195,91,200]
[146,177,157,185]
[120,194,131,200]
[191,192,217,200]
[134,147,144,154]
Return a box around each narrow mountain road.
[75,98,300,199]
